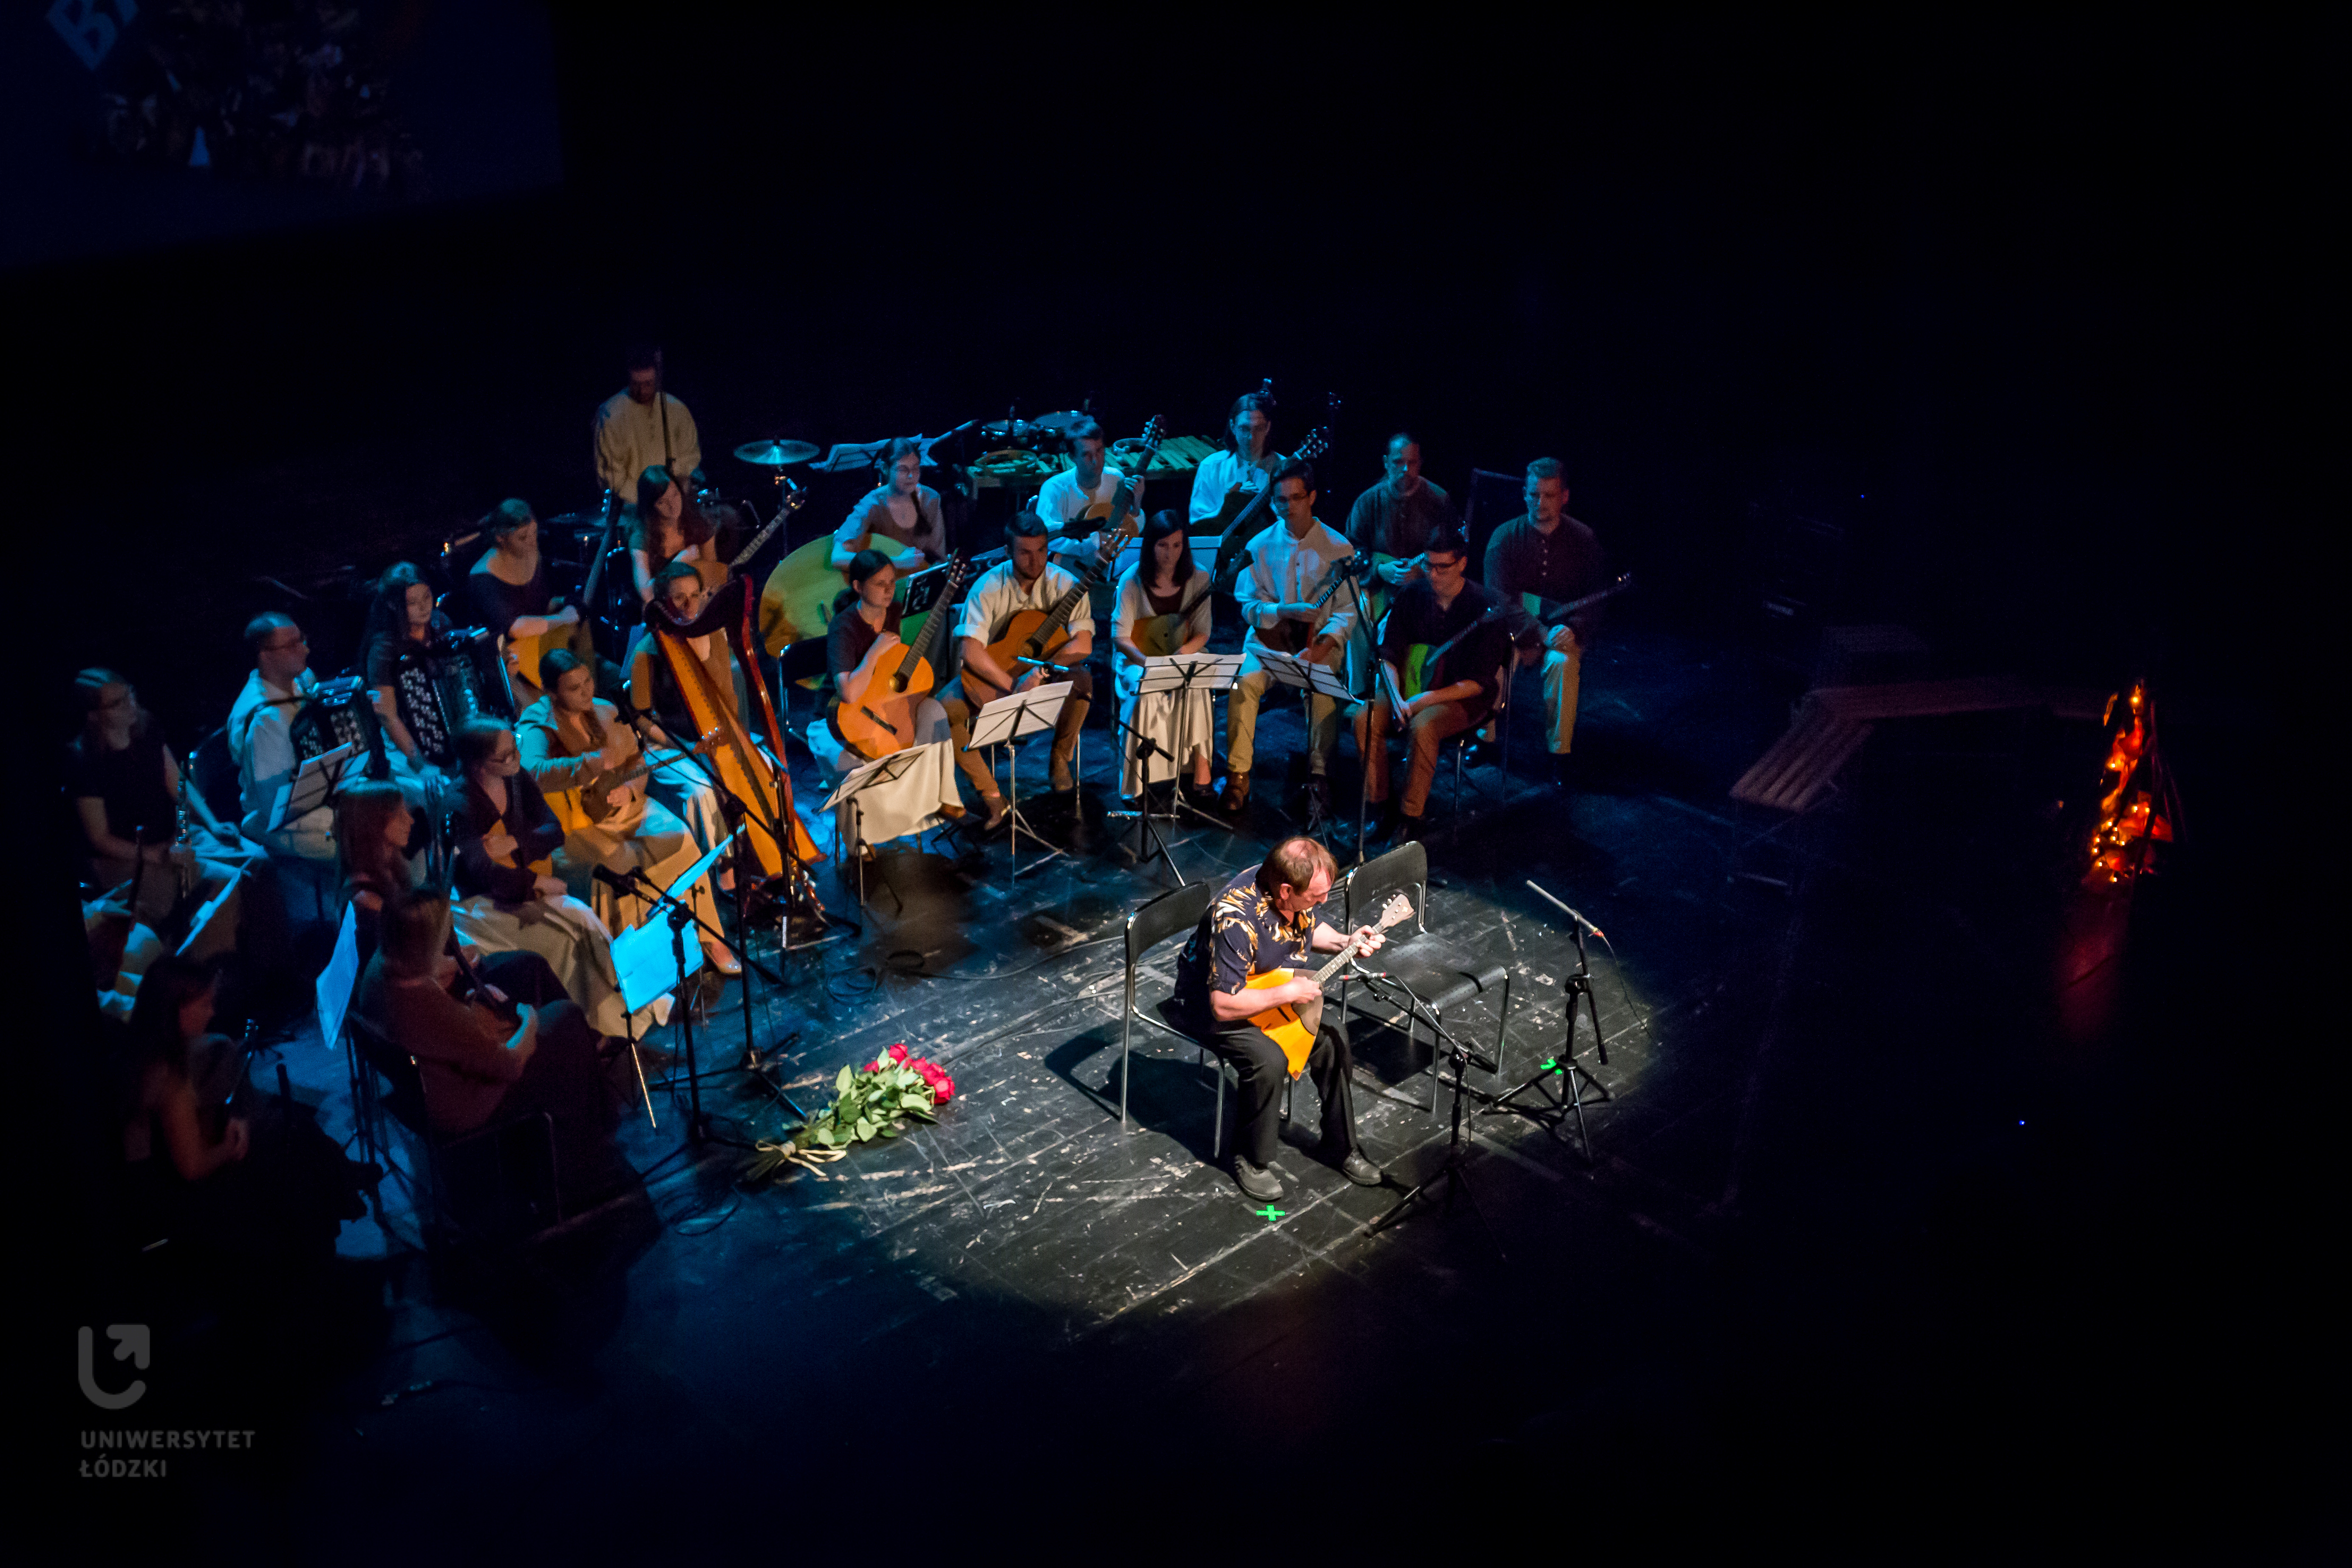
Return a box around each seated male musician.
[1033,417,1142,572]
[1482,457,1610,786]
[944,512,1095,796]
[594,345,704,506]
[1349,530,1510,843]
[227,614,339,903]
[1344,432,1461,693]
[1222,458,1359,817]
[1171,837,1387,1200]
[1187,390,1276,526]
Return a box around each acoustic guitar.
[1243,893,1415,1077]
[1076,415,1165,542]
[1396,603,1509,705]
[1134,574,1212,657]
[833,555,973,759]
[963,531,1120,705]
[1517,571,1635,634]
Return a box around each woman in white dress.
[1110,510,1215,801]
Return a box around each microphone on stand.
[1524,880,1603,939]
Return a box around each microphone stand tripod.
[1365,974,1505,1261]
[1483,880,1612,1158]
[1105,711,1185,883]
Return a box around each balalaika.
[393,627,520,767]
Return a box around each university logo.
[77,1325,149,1411]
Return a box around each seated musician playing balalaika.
[1171,837,1388,1202]
[1349,528,1511,843]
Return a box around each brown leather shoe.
[979,792,1010,830]
[1220,772,1250,813]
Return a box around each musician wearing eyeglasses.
[1483,458,1609,781]
[830,437,949,572]
[594,345,704,506]
[1170,836,1387,1202]
[1349,530,1509,843]
[227,613,336,866]
[1220,458,1359,818]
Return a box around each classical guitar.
[1243,893,1415,1077]
[963,531,1120,705]
[1208,395,1339,590]
[833,555,973,760]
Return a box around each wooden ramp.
[1732,676,2049,812]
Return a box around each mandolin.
[1517,571,1635,632]
[1243,893,1414,1077]
[833,555,973,759]
[1397,602,1508,704]
[1133,571,1213,658]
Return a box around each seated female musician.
[337,778,570,1002]
[626,465,724,603]
[354,892,633,1214]
[830,437,948,570]
[444,718,640,1038]
[1110,510,1216,803]
[807,549,985,851]
[358,562,454,771]
[122,954,368,1262]
[68,668,253,949]
[627,561,791,887]
[459,499,586,709]
[518,647,737,974]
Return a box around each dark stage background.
[20,10,2329,1544]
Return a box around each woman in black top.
[442,719,634,1037]
[68,668,252,919]
[359,562,454,769]
[460,499,587,708]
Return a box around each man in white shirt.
[1186,391,1276,529]
[227,613,342,928]
[1222,459,1360,816]
[1033,418,1143,572]
[946,514,1098,795]
[593,346,703,505]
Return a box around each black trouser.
[1205,1013,1358,1169]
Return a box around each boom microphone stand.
[1484,880,1612,1158]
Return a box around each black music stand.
[1483,880,1612,1158]
[965,682,1073,883]
[821,745,942,909]
[1252,647,1355,836]
[1106,652,1240,883]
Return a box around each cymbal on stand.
[735,438,821,467]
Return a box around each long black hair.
[128,955,216,1076]
[1138,509,1193,588]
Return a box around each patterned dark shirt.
[1174,866,1315,1024]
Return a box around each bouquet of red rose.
[749,1043,955,1178]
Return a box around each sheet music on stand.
[894,560,954,617]
[1136,651,1241,696]
[266,740,357,833]
[1252,646,1354,703]
[965,681,1074,880]
[314,903,360,1050]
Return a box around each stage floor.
[151,617,2139,1548]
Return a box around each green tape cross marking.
[1252,1205,1286,1222]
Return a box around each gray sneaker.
[1233,1157,1283,1202]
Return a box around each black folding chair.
[346,1013,560,1249]
[1114,878,1288,1157]
[1340,841,1514,1115]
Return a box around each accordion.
[393,627,518,767]
[289,675,389,779]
